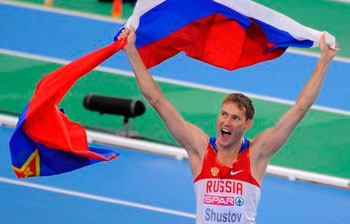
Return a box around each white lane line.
[287,48,350,63]
[329,0,350,3]
[1,48,349,116]
[0,0,125,23]
[0,176,196,219]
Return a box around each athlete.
[118,28,337,223]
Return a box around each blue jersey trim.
[209,136,249,153]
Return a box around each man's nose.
[222,117,231,126]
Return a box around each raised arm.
[251,34,338,181]
[118,28,208,175]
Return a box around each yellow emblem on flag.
[12,149,40,178]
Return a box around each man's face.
[216,102,252,148]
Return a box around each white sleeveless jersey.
[194,137,260,224]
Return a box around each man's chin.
[217,137,231,147]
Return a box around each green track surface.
[1,53,349,178]
[6,0,350,58]
[8,0,135,18]
[254,0,350,58]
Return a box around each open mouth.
[221,128,232,138]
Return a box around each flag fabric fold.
[115,0,336,70]
[9,39,126,178]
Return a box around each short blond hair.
[222,93,255,120]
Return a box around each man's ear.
[245,119,253,130]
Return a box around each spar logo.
[235,197,244,206]
[204,195,245,206]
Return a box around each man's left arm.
[251,35,338,182]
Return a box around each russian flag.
[115,0,336,70]
[9,39,126,178]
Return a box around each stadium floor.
[1,126,350,224]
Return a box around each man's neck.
[216,138,243,167]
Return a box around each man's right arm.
[119,28,208,176]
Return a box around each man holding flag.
[118,27,337,223]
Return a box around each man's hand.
[117,27,137,53]
[319,33,338,63]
